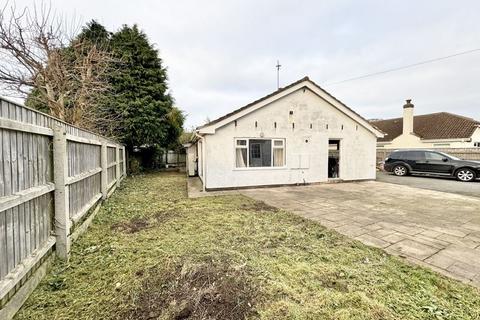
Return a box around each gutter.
[377,137,472,145]
[420,138,472,143]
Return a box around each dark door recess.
[328,139,340,178]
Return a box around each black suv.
[383,149,480,182]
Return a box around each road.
[376,171,480,198]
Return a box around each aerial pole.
[276,60,281,89]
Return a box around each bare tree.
[0,2,115,131]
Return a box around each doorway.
[328,139,340,178]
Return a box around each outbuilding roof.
[371,112,480,142]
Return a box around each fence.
[377,147,480,164]
[162,150,186,168]
[0,97,126,319]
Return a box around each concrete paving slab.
[382,233,406,244]
[355,234,390,249]
[239,180,480,287]
[447,262,480,280]
[335,225,368,237]
[425,254,456,270]
[436,233,479,249]
[436,245,480,265]
[387,239,439,260]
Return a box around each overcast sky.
[11,0,480,128]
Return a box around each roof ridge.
[370,111,479,123]
[438,111,480,123]
[196,76,381,135]
[196,76,311,129]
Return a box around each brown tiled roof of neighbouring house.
[370,112,480,142]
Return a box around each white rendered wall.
[378,127,480,149]
[471,128,480,146]
[197,140,204,182]
[203,88,377,189]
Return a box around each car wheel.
[393,165,408,176]
[455,168,476,182]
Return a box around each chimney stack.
[403,99,414,135]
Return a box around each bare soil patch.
[120,259,258,320]
[155,209,179,224]
[241,201,278,212]
[111,217,150,234]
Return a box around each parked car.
[383,149,480,182]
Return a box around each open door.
[328,139,340,178]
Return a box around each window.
[475,142,480,147]
[273,139,285,167]
[250,143,261,159]
[409,151,425,161]
[425,152,444,161]
[249,140,271,167]
[235,139,247,167]
[235,138,285,168]
[391,151,406,160]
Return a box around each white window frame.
[272,139,285,167]
[235,139,248,168]
[234,138,286,169]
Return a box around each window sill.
[233,166,288,171]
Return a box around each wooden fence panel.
[68,173,102,222]
[0,123,53,281]
[0,97,126,319]
[66,140,102,222]
[119,147,125,176]
[67,141,101,177]
[107,146,117,186]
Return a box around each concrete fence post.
[122,147,127,178]
[101,143,108,199]
[116,146,121,187]
[53,126,70,260]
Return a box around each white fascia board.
[420,138,472,143]
[198,127,215,134]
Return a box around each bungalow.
[371,100,480,149]
[185,77,384,190]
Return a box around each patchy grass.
[15,172,480,320]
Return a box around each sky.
[9,0,480,128]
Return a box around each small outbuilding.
[186,76,384,190]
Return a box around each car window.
[409,151,425,160]
[438,152,460,160]
[389,151,405,159]
[425,152,444,161]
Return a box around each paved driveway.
[241,181,480,287]
[377,171,480,198]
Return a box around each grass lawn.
[15,172,480,320]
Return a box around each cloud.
[8,0,480,127]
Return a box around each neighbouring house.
[371,100,480,149]
[185,76,384,190]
